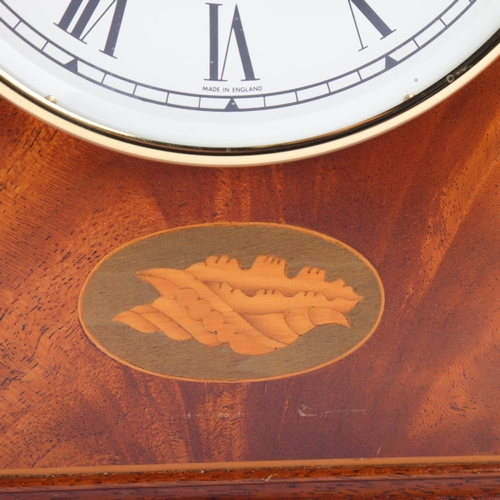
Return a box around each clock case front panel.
[2,39,500,499]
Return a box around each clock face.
[0,0,499,165]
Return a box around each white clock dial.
[0,0,499,165]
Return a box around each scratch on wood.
[298,405,366,417]
[186,411,244,420]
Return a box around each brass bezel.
[1,30,499,167]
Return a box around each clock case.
[2,57,500,496]
[2,16,500,500]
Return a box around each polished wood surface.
[1,56,500,495]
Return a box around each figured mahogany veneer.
[1,57,500,497]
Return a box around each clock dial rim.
[0,27,499,167]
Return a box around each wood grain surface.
[1,55,500,496]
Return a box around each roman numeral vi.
[206,3,258,82]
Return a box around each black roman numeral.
[57,0,127,57]
[207,3,258,82]
[348,0,394,50]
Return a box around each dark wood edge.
[2,461,500,498]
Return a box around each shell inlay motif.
[113,255,363,356]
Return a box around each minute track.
[0,0,478,113]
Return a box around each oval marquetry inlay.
[79,223,384,381]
